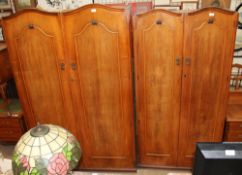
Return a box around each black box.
[193,142,242,175]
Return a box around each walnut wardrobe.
[3,5,238,170]
[3,5,135,170]
[133,8,238,168]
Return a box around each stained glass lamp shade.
[12,124,81,175]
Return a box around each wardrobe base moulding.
[137,164,193,170]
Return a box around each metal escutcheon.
[60,63,65,70]
[176,58,181,65]
[71,63,77,70]
[91,20,98,25]
[185,58,191,65]
[28,24,34,29]
[156,20,162,25]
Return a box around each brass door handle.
[71,63,77,70]
[91,20,98,25]
[28,24,34,29]
[176,58,181,65]
[60,63,65,70]
[185,58,191,65]
[208,18,214,24]
[156,20,162,25]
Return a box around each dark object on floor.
[193,142,242,175]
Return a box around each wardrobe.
[3,5,135,170]
[134,8,238,168]
[2,5,238,170]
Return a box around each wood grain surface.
[3,5,136,170]
[2,6,238,170]
[2,11,75,132]
[177,8,238,167]
[133,10,183,167]
[62,4,135,170]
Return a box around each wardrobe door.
[134,10,183,167]
[178,8,238,167]
[63,5,135,170]
[3,11,76,134]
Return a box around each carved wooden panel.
[75,24,124,157]
[134,10,183,167]
[178,8,238,167]
[63,5,135,170]
[15,26,64,125]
